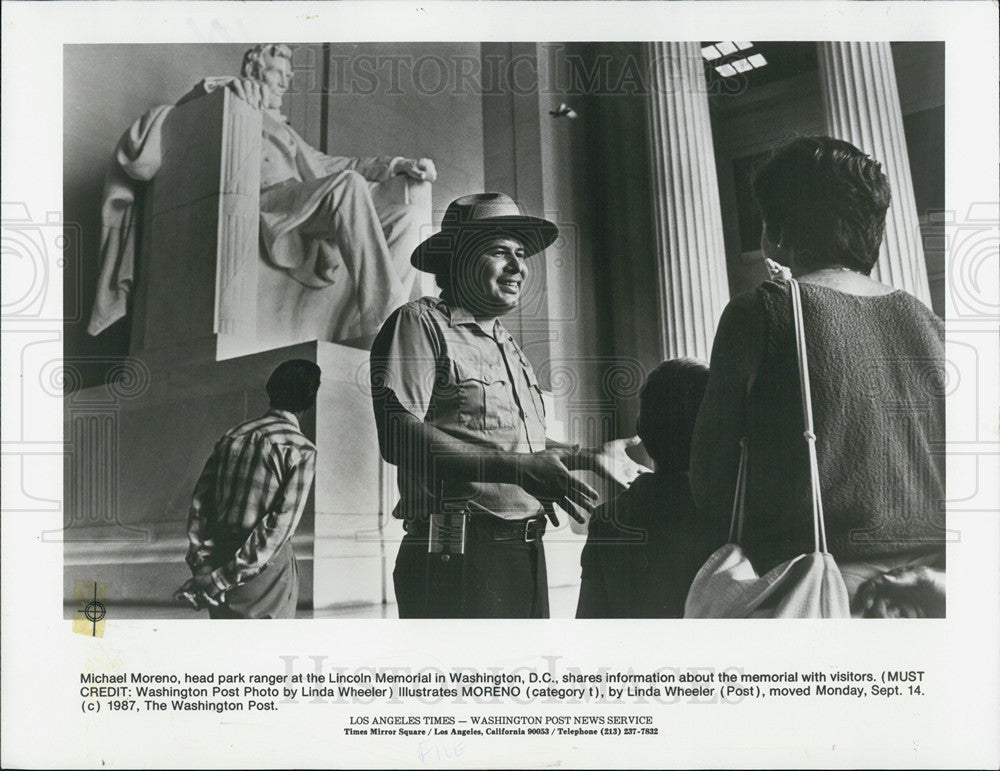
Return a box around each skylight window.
[703,41,762,62]
[704,41,769,77]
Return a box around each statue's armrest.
[176,76,237,107]
[134,87,263,350]
[369,175,432,210]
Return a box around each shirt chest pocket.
[454,360,516,431]
[524,366,546,422]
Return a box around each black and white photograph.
[60,37,950,621]
[2,2,998,768]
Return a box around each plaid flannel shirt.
[184,409,316,594]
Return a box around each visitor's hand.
[574,436,650,492]
[515,451,598,521]
[396,157,437,182]
[225,77,271,110]
[541,499,589,528]
[764,257,792,281]
[855,565,945,618]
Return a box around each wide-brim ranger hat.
[411,192,559,273]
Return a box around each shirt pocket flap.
[452,359,514,431]
[521,365,547,421]
[453,359,509,386]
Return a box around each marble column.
[817,42,932,306]
[645,42,731,361]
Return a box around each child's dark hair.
[636,358,709,473]
[266,359,321,413]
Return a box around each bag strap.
[728,278,831,553]
[789,278,829,553]
[727,437,749,544]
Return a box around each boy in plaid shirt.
[176,359,321,619]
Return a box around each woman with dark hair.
[690,136,946,617]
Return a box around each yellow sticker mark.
[73,580,107,637]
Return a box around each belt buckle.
[523,518,540,543]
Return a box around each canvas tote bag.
[685,279,850,618]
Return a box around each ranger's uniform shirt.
[371,297,548,522]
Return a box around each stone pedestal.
[63,339,394,613]
[817,42,932,306]
[645,41,731,361]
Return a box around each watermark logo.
[2,202,81,322]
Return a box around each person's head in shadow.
[636,358,709,476]
[266,359,322,417]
